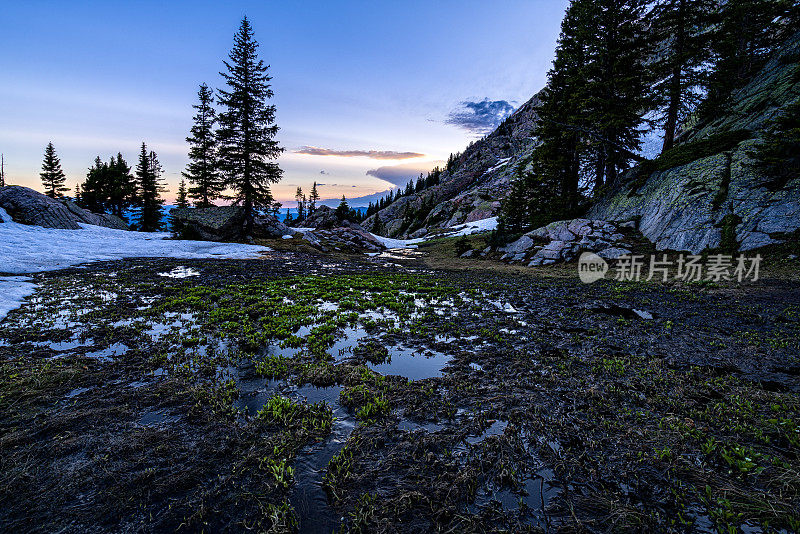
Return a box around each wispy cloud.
[294,146,425,160]
[445,99,515,135]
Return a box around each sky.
[0,1,568,206]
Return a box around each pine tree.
[308,181,320,214]
[295,186,305,220]
[216,17,283,235]
[40,142,68,198]
[335,195,350,221]
[79,157,107,213]
[582,0,650,189]
[184,83,224,207]
[649,0,715,151]
[176,179,189,208]
[0,154,5,188]
[107,153,136,219]
[135,143,166,231]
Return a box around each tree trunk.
[662,0,686,152]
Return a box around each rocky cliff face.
[0,186,128,230]
[590,31,800,253]
[362,92,541,238]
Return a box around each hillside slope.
[362,93,541,238]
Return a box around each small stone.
[597,247,632,260]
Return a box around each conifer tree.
[135,143,166,232]
[107,153,136,219]
[649,0,715,151]
[308,181,320,214]
[0,154,5,187]
[40,142,68,198]
[582,0,649,189]
[176,179,189,208]
[216,17,283,235]
[184,83,223,207]
[295,186,305,220]
[335,195,350,221]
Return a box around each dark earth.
[1,246,798,533]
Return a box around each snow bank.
[0,206,270,321]
[367,216,498,250]
[0,207,270,275]
[0,276,37,322]
[446,217,499,237]
[370,235,421,249]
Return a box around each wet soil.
[1,251,798,533]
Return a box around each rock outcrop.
[298,206,339,229]
[499,219,635,265]
[170,206,294,241]
[0,186,128,230]
[305,226,384,253]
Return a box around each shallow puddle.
[86,342,128,362]
[466,419,508,444]
[158,266,200,279]
[138,408,180,427]
[368,345,452,380]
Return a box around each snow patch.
[482,157,511,176]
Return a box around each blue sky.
[0,1,568,205]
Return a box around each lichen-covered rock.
[61,199,128,230]
[171,206,293,241]
[0,185,128,230]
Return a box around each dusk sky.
[1,1,568,205]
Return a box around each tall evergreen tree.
[308,181,320,214]
[184,83,223,207]
[649,0,715,151]
[0,154,5,187]
[78,153,136,219]
[40,142,68,198]
[216,16,283,235]
[135,143,166,231]
[176,179,190,208]
[295,186,305,220]
[582,0,649,189]
[79,157,108,213]
[107,153,136,219]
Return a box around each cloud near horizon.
[294,146,425,160]
[366,161,445,187]
[445,99,515,135]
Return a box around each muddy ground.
[0,249,798,533]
